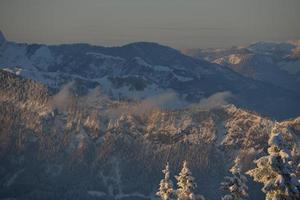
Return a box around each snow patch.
[96,76,170,100]
[173,73,193,82]
[152,65,172,72]
[86,52,123,61]
[228,54,242,65]
[133,57,150,66]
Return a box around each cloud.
[80,86,110,108]
[105,91,183,118]
[50,82,232,119]
[104,91,232,117]
[130,91,180,115]
[50,82,75,110]
[50,82,112,111]
[189,91,233,110]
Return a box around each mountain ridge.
[0,70,299,200]
[184,40,300,94]
[1,34,300,119]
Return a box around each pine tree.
[247,124,300,200]
[220,162,248,200]
[157,162,176,200]
[175,161,205,200]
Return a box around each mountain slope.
[0,70,299,200]
[1,32,300,119]
[184,41,300,93]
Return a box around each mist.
[190,91,233,111]
[50,82,232,119]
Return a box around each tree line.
[156,124,300,200]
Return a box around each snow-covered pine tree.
[247,124,300,200]
[157,162,176,200]
[175,161,205,200]
[220,161,248,200]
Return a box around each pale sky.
[0,0,299,49]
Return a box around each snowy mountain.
[1,31,300,119]
[0,70,299,200]
[184,41,300,93]
[1,30,300,199]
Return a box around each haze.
[0,0,299,49]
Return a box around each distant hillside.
[1,31,300,119]
[184,40,300,93]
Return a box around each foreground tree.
[247,125,300,200]
[175,161,205,200]
[157,162,176,200]
[220,162,248,200]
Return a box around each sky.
[0,0,300,49]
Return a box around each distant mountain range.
[184,40,300,93]
[1,31,300,119]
